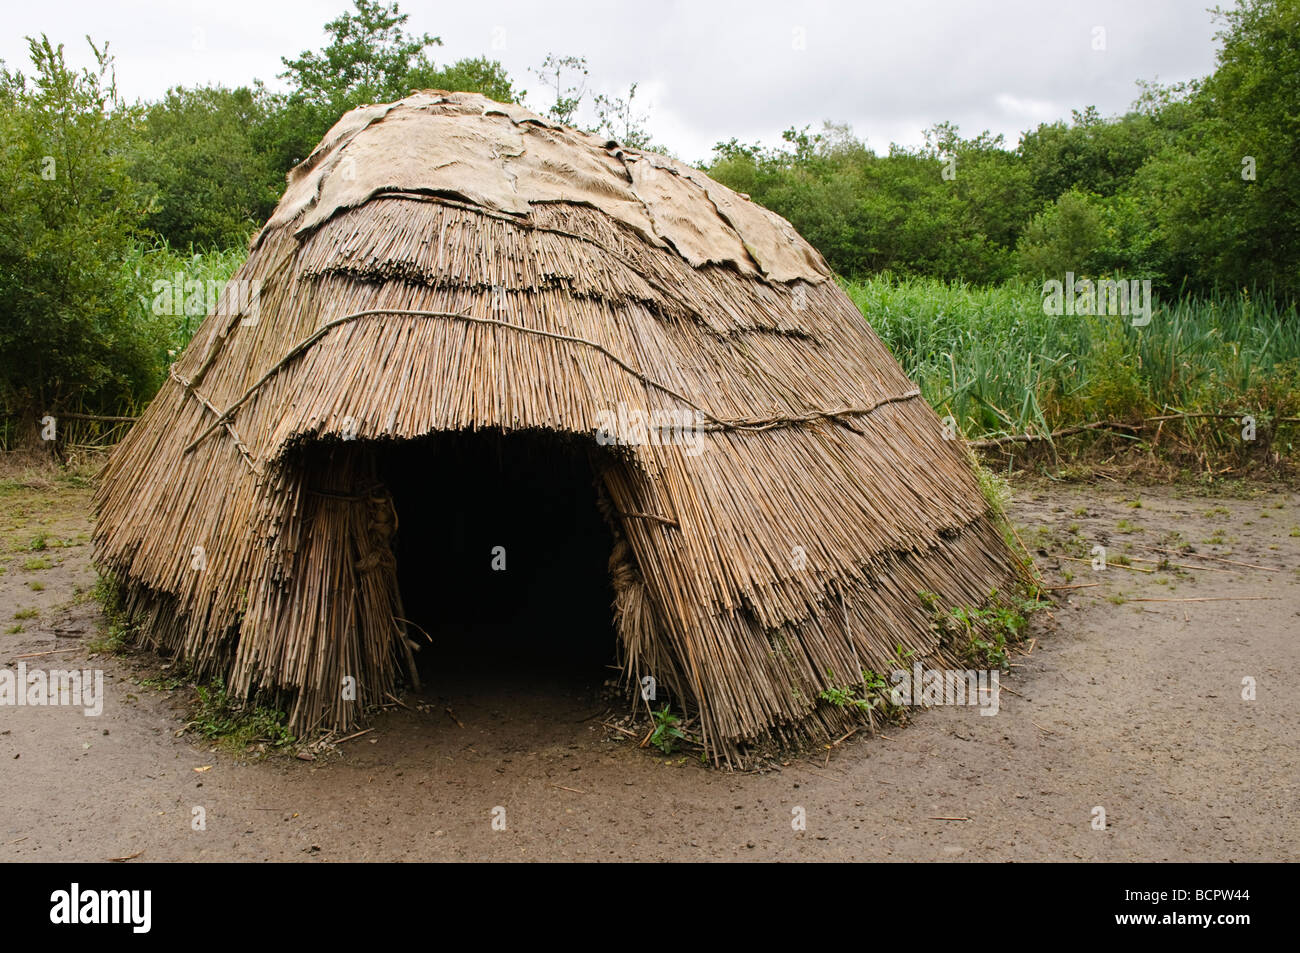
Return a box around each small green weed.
[649,705,685,754]
[926,590,1043,669]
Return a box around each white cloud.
[0,0,1221,162]
[995,93,1063,124]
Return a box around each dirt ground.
[2,468,1297,861]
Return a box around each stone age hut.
[94,92,1023,764]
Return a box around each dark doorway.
[376,430,618,704]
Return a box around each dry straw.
[95,92,1022,764]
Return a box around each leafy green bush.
[0,37,155,441]
[1015,189,1108,278]
[132,85,279,250]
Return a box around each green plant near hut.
[649,705,685,754]
[819,668,896,714]
[925,590,1043,669]
[818,680,865,710]
[86,574,133,654]
[190,677,295,752]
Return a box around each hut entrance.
[376,431,617,702]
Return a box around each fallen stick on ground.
[1125,596,1280,603]
[1123,555,1237,574]
[830,727,860,747]
[334,728,374,744]
[1144,412,1300,423]
[970,420,1140,448]
[59,412,139,423]
[12,647,81,659]
[1150,546,1279,572]
[971,414,1300,450]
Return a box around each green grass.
[84,625,128,654]
[189,677,295,753]
[846,276,1300,455]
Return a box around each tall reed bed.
[845,275,1300,447]
[121,239,250,364]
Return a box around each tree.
[707,122,1023,283]
[279,0,441,108]
[531,54,588,125]
[1123,0,1299,299]
[1197,0,1299,296]
[0,36,159,444]
[418,57,518,104]
[260,1,439,174]
[593,82,654,148]
[1018,107,1158,203]
[1016,189,1107,277]
[263,1,519,177]
[132,85,280,249]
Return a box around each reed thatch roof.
[95,91,1022,764]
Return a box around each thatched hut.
[95,91,1023,764]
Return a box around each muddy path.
[2,473,1297,861]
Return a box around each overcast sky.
[2,0,1222,162]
